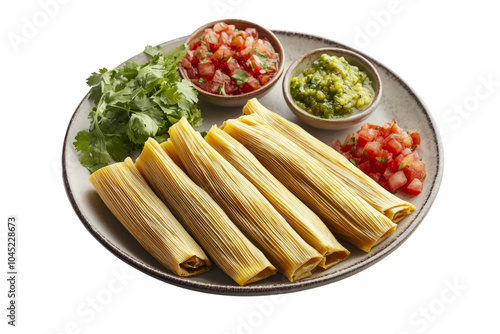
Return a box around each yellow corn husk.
[243,98,415,222]
[135,138,277,286]
[88,158,211,277]
[169,118,323,282]
[160,140,187,174]
[222,115,397,252]
[205,126,350,269]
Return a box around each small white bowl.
[282,48,382,130]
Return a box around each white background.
[2,0,499,333]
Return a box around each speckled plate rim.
[62,31,444,296]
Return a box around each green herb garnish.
[74,44,202,173]
[217,84,226,95]
[231,70,249,85]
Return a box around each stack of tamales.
[135,138,277,286]
[168,118,323,282]
[242,98,415,222]
[205,125,350,268]
[87,98,415,285]
[221,115,397,252]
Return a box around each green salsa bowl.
[283,48,382,130]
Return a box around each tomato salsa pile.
[334,119,426,195]
[181,22,280,95]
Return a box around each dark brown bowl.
[179,19,285,107]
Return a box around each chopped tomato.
[361,123,381,130]
[358,160,371,174]
[358,128,380,146]
[403,178,423,195]
[351,146,365,158]
[245,27,258,38]
[185,67,198,80]
[225,58,242,76]
[244,76,261,92]
[182,21,280,95]
[383,167,396,181]
[341,133,357,152]
[258,74,271,85]
[230,35,245,50]
[198,61,215,79]
[181,57,192,69]
[194,45,209,61]
[203,30,220,49]
[388,170,407,192]
[244,36,255,49]
[400,147,412,156]
[409,130,421,146]
[390,119,403,134]
[213,44,234,60]
[386,138,403,155]
[185,50,197,64]
[334,118,426,196]
[333,139,342,152]
[253,39,272,57]
[380,122,393,137]
[368,172,382,183]
[364,141,382,158]
[213,22,229,33]
[219,31,232,46]
[401,135,413,148]
[391,153,407,171]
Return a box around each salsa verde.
[290,54,374,118]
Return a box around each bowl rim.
[179,18,285,100]
[282,47,382,124]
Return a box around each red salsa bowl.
[179,19,285,107]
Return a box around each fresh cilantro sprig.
[231,70,249,85]
[74,44,202,173]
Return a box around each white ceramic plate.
[63,31,444,295]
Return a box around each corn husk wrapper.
[243,98,415,222]
[88,158,210,277]
[222,115,397,252]
[205,126,350,269]
[169,118,323,282]
[135,138,277,286]
[160,140,188,174]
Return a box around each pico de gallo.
[181,21,280,95]
[333,119,426,195]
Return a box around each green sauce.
[290,54,374,119]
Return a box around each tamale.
[242,98,415,222]
[222,115,397,252]
[205,126,350,269]
[169,118,323,282]
[88,158,211,277]
[135,138,277,286]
